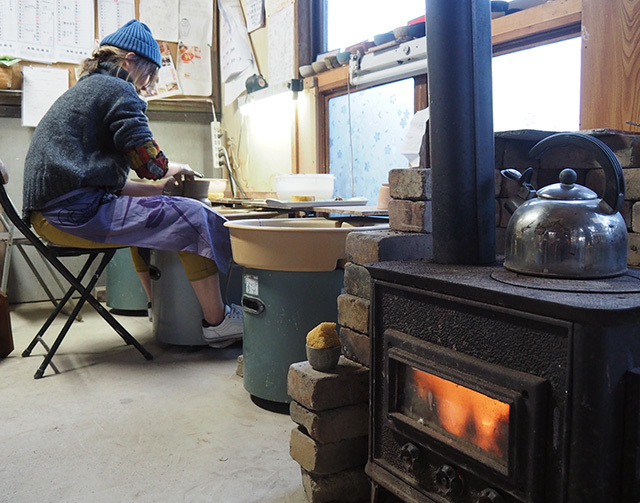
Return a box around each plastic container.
[242,268,344,402]
[224,217,389,272]
[204,178,227,199]
[275,174,335,201]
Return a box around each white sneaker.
[202,304,243,348]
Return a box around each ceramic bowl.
[299,64,315,78]
[336,51,351,65]
[393,26,411,40]
[324,56,339,69]
[311,61,328,74]
[373,31,395,46]
[306,344,341,372]
[182,179,210,200]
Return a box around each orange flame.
[409,367,510,459]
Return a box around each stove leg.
[371,482,404,503]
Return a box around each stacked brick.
[287,169,434,502]
[287,358,370,503]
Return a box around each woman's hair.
[80,45,159,89]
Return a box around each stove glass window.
[396,364,511,466]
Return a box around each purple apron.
[39,188,232,274]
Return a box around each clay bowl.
[182,179,210,200]
[306,344,341,372]
[311,61,328,74]
[299,64,315,78]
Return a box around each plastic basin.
[224,217,388,271]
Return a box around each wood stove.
[366,260,640,503]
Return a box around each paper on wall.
[15,0,56,63]
[141,41,182,100]
[55,0,95,64]
[139,0,179,42]
[218,0,255,82]
[97,0,136,40]
[267,2,294,85]
[401,107,430,167]
[218,0,258,104]
[21,66,69,127]
[176,43,211,96]
[178,0,213,46]
[245,0,265,33]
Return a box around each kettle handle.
[528,132,625,214]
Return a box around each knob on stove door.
[477,488,503,503]
[399,442,421,472]
[434,464,464,496]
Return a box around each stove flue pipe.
[426,0,496,264]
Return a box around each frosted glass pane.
[328,79,416,202]
[493,37,581,132]
[326,0,425,51]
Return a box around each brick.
[346,229,433,265]
[290,401,369,444]
[290,427,367,475]
[337,294,369,334]
[629,233,640,267]
[388,168,431,200]
[623,168,640,200]
[388,199,432,233]
[339,327,370,367]
[633,203,640,233]
[502,138,538,171]
[287,358,369,411]
[301,466,370,503]
[343,263,371,300]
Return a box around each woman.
[22,20,242,348]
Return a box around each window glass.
[328,79,416,202]
[325,0,425,51]
[492,37,581,132]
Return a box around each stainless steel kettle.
[501,132,628,279]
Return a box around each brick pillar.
[288,359,370,503]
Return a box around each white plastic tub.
[275,174,335,201]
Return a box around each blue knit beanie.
[100,19,162,68]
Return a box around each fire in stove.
[400,366,510,463]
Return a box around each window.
[328,79,416,202]
[322,0,425,52]
[492,36,581,132]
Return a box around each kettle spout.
[501,167,536,214]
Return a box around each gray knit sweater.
[22,62,154,221]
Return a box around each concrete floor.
[0,301,307,503]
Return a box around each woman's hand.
[165,162,203,181]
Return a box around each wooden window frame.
[312,0,582,173]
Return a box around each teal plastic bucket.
[105,248,147,312]
[241,267,344,403]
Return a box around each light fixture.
[349,36,427,87]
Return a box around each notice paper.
[0,1,18,57]
[141,41,182,100]
[21,66,69,127]
[55,0,95,63]
[177,43,211,96]
[140,0,179,42]
[1,0,94,64]
[97,0,136,40]
[245,0,265,33]
[179,0,214,45]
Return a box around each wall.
[219,0,318,198]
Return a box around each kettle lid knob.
[559,168,577,185]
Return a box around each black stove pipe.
[426,0,496,265]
